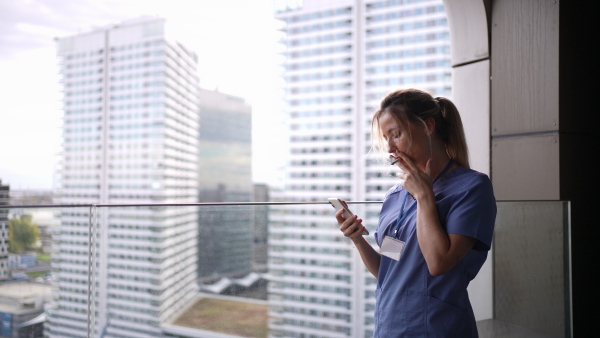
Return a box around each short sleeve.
[445,174,496,251]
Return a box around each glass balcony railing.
[0,201,571,338]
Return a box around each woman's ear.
[424,117,436,136]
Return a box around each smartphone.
[328,198,369,235]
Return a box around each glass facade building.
[197,89,254,281]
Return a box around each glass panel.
[3,200,571,338]
[1,206,89,338]
[267,201,380,337]
[89,205,200,337]
[481,201,572,338]
[56,202,384,338]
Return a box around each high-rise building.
[0,180,9,281]
[48,17,200,337]
[269,0,451,336]
[196,89,254,281]
[197,88,253,203]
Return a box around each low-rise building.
[0,282,52,337]
[0,181,8,281]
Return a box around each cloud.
[0,0,147,58]
[0,0,285,188]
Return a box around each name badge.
[381,236,405,261]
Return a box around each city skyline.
[0,0,286,190]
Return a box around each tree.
[9,215,40,253]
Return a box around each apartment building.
[48,17,200,337]
[0,180,8,281]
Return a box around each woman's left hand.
[394,152,433,201]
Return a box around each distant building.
[8,190,53,206]
[0,181,8,281]
[7,253,36,269]
[49,17,200,337]
[197,88,253,203]
[197,89,254,282]
[0,282,52,338]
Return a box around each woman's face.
[378,110,431,170]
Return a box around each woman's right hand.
[335,208,366,242]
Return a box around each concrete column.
[442,0,492,321]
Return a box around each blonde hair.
[371,88,470,168]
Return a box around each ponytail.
[436,97,470,169]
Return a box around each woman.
[336,88,496,337]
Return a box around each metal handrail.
[0,201,383,209]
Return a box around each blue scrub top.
[373,166,496,337]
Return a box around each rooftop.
[0,282,52,314]
[171,294,268,338]
[0,281,52,299]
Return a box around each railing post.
[88,204,97,338]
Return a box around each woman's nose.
[387,141,395,153]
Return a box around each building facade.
[197,89,253,204]
[269,0,451,336]
[48,17,200,337]
[0,180,8,281]
[196,89,254,281]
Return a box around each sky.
[0,0,287,190]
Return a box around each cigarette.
[390,158,400,165]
